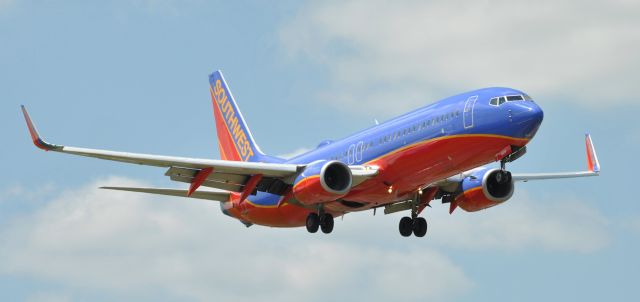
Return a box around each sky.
[1,0,639,301]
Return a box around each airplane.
[21,70,601,238]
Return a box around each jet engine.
[293,160,352,205]
[455,168,514,212]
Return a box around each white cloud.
[0,177,471,302]
[336,190,609,253]
[0,183,56,204]
[427,193,610,253]
[280,0,640,116]
[0,177,609,301]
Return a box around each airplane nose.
[509,102,544,138]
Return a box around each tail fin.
[209,70,267,162]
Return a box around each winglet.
[20,105,62,151]
[585,133,600,173]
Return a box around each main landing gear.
[399,216,427,237]
[306,212,334,234]
[398,192,428,237]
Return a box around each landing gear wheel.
[413,217,428,237]
[306,213,320,233]
[399,216,413,237]
[320,213,334,234]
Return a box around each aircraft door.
[463,95,478,129]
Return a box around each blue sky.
[1,1,639,301]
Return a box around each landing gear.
[497,158,512,185]
[306,211,334,234]
[398,216,428,237]
[413,217,427,237]
[398,192,429,237]
[320,213,334,234]
[494,168,512,185]
[306,213,319,233]
[399,216,413,237]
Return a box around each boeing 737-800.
[22,70,600,237]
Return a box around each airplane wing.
[434,133,600,185]
[511,133,600,182]
[21,106,378,199]
[100,186,231,201]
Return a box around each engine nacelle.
[293,160,352,205]
[455,168,514,212]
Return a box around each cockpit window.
[491,95,529,106]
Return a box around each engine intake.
[320,161,352,194]
[293,160,352,205]
[483,169,514,202]
[455,168,514,212]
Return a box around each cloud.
[280,0,640,116]
[0,177,609,301]
[336,190,609,253]
[427,192,610,253]
[0,183,56,204]
[0,177,471,302]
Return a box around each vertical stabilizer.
[209,70,267,162]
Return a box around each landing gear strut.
[497,158,512,185]
[398,193,428,238]
[306,210,334,234]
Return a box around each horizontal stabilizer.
[100,186,231,201]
